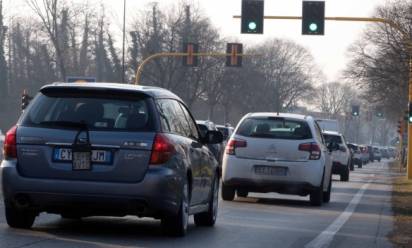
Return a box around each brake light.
[3,126,17,160]
[298,142,321,160]
[149,134,175,165]
[225,139,247,155]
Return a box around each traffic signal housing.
[398,119,404,134]
[409,102,412,123]
[302,1,325,35]
[241,0,264,34]
[182,43,199,67]
[226,43,243,67]
[351,105,360,117]
[21,90,32,110]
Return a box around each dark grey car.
[1,83,222,236]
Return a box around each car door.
[156,99,204,205]
[315,124,332,185]
[178,102,212,204]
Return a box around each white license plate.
[54,148,111,163]
[254,166,287,176]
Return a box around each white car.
[322,131,351,181]
[221,113,335,206]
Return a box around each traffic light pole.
[134,52,254,85]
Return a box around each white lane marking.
[305,175,374,248]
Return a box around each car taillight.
[298,142,321,160]
[225,139,247,155]
[149,133,175,165]
[3,125,17,160]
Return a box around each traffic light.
[351,105,360,117]
[409,102,412,123]
[398,119,404,134]
[241,0,264,34]
[376,112,384,118]
[226,43,243,67]
[302,1,325,35]
[182,43,199,67]
[21,89,32,110]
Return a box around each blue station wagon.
[1,83,223,236]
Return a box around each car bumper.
[222,155,324,191]
[332,162,347,175]
[1,160,182,218]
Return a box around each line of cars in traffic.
[0,82,395,237]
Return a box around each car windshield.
[21,91,154,131]
[323,134,343,144]
[237,117,312,140]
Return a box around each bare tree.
[316,82,355,119]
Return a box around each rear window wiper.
[38,121,88,129]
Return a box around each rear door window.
[237,117,312,140]
[323,134,343,144]
[156,99,192,138]
[21,90,155,131]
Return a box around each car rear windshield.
[323,134,343,144]
[21,89,155,131]
[237,117,312,140]
[217,127,229,137]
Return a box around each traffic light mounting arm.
[134,52,260,85]
[233,15,412,46]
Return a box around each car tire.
[222,184,235,201]
[358,162,362,169]
[323,177,332,203]
[349,161,354,171]
[310,179,323,206]
[194,176,219,227]
[162,178,189,237]
[5,202,36,229]
[236,189,248,198]
[341,168,350,182]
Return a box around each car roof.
[246,112,310,121]
[41,82,183,101]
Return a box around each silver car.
[1,83,222,236]
[221,113,335,206]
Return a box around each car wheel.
[222,184,235,201]
[358,162,362,168]
[162,178,189,237]
[236,189,248,198]
[194,175,219,226]
[310,178,323,206]
[323,177,332,203]
[341,168,350,182]
[349,161,354,171]
[5,201,36,229]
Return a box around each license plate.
[72,151,91,170]
[254,166,287,176]
[53,148,111,164]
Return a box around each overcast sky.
[3,0,390,81]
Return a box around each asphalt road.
[0,160,396,248]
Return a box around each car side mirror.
[204,130,223,144]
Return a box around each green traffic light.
[309,23,318,32]
[409,116,412,123]
[248,21,257,31]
